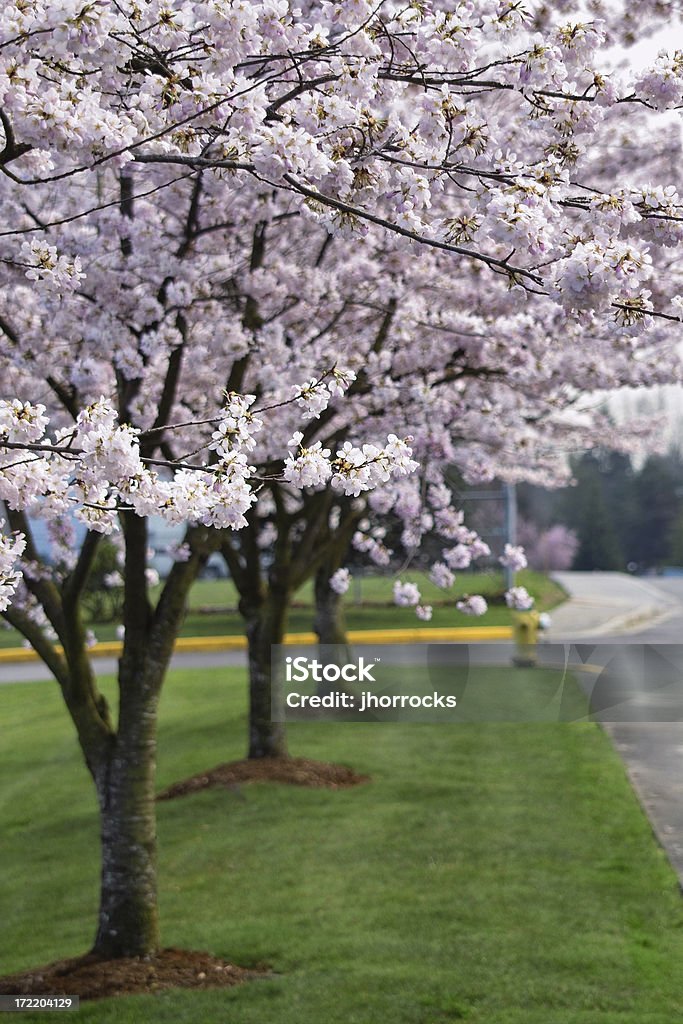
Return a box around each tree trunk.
[314,564,350,649]
[313,561,352,697]
[313,565,352,699]
[245,591,289,759]
[92,687,160,958]
[88,522,208,957]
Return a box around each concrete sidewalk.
[606,722,683,886]
[545,571,678,639]
[546,573,683,889]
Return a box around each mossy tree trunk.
[90,514,208,956]
[224,494,293,760]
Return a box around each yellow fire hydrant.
[511,610,540,667]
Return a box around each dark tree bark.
[243,589,289,759]
[93,684,159,957]
[313,551,352,691]
[223,492,293,760]
[313,559,350,649]
[90,516,208,956]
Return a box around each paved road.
[0,649,248,684]
[600,577,683,644]
[547,571,679,640]
[547,575,683,722]
[555,576,683,884]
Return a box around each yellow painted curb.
[346,626,512,643]
[0,625,512,663]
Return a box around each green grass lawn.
[0,570,566,648]
[180,567,565,616]
[2,666,683,1022]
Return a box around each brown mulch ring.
[158,756,370,800]
[0,948,268,1001]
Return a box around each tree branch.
[63,529,102,610]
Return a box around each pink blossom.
[457,596,488,617]
[329,569,350,595]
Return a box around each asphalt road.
[602,577,683,643]
[547,571,680,640]
[0,649,248,685]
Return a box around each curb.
[547,572,680,640]
[0,625,513,663]
[546,601,677,641]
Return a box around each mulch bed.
[0,948,266,1001]
[158,756,370,800]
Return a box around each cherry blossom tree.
[2,0,683,963]
[209,203,681,756]
[0,172,424,956]
[520,522,579,571]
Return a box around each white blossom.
[283,442,333,489]
[499,544,528,572]
[505,586,534,610]
[457,595,488,616]
[329,568,350,594]
[393,580,421,607]
[429,562,455,589]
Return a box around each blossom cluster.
[210,394,263,456]
[292,368,356,420]
[0,529,26,612]
[457,596,489,617]
[554,241,652,312]
[0,390,419,605]
[499,544,528,572]
[20,240,85,293]
[284,434,418,496]
[329,568,350,595]
[429,562,456,590]
[393,581,421,608]
[505,587,534,611]
[352,530,392,568]
[0,0,682,328]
